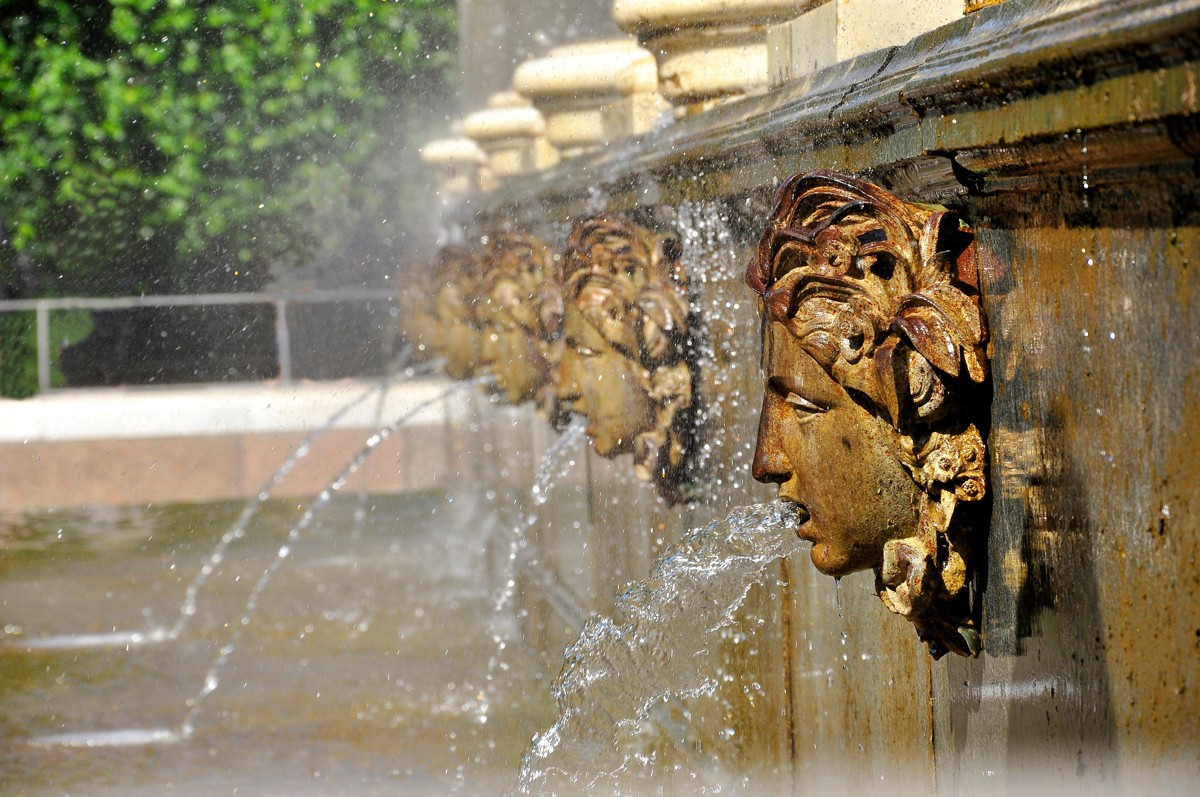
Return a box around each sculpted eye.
[785,392,826,416]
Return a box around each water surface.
[0,493,553,796]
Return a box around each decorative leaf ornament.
[748,172,987,430]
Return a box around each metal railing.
[0,288,398,391]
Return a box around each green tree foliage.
[0,0,458,299]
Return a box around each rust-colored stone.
[964,0,1007,12]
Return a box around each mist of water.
[675,201,758,503]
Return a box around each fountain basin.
[0,492,553,795]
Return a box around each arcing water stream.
[12,361,439,654]
[178,378,488,739]
[511,500,805,796]
[474,415,589,728]
[18,378,481,751]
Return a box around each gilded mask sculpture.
[430,245,486,381]
[476,231,564,417]
[557,214,695,502]
[746,171,989,658]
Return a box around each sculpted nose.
[751,392,790,485]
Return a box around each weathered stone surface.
[457,0,1200,791]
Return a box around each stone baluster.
[513,38,669,157]
[419,135,489,197]
[462,92,560,184]
[612,0,810,113]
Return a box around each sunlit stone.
[419,136,488,197]
[462,92,560,181]
[513,38,669,155]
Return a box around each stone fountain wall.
[435,0,1200,792]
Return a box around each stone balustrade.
[513,38,668,155]
[612,0,811,112]
[419,136,488,197]
[461,92,559,182]
[442,0,1012,180]
[768,0,965,86]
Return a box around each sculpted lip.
[781,499,812,537]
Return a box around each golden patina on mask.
[429,244,486,381]
[476,231,564,418]
[746,170,989,658]
[556,214,695,503]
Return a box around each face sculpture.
[476,232,563,414]
[756,326,925,576]
[559,285,655,456]
[746,171,989,658]
[480,296,549,403]
[397,267,441,362]
[430,245,485,381]
[556,215,695,502]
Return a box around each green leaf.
[0,0,459,300]
[110,8,141,44]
